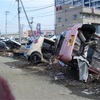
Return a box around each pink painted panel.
[59,24,82,62]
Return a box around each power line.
[8,13,18,24]
[35,13,54,18]
[20,9,55,18]
[25,3,54,9]
[25,5,54,12]
[8,0,14,11]
[8,0,16,14]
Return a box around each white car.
[27,36,55,64]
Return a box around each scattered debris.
[82,89,94,95]
[54,72,66,81]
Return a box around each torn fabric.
[74,56,90,82]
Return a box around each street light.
[5,11,9,34]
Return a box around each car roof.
[38,36,55,42]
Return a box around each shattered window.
[42,39,55,53]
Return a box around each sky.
[0,0,55,34]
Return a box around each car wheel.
[30,52,41,64]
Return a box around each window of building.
[73,14,77,20]
[56,6,62,11]
[65,19,68,22]
[80,14,83,18]
[84,3,89,7]
[64,9,67,12]
[91,2,95,6]
[73,0,82,5]
[56,7,58,11]
[98,1,100,4]
[59,6,62,10]
[95,2,98,6]
[57,17,62,22]
[84,0,89,2]
[97,7,100,9]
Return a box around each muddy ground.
[0,52,100,100]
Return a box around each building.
[55,0,100,9]
[41,30,54,36]
[24,30,54,37]
[0,33,19,40]
[55,4,100,34]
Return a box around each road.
[0,56,97,100]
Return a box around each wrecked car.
[56,23,100,82]
[27,36,56,64]
[0,41,9,52]
[4,39,21,52]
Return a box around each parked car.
[27,36,55,64]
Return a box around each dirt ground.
[0,53,100,100]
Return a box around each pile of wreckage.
[0,23,100,83]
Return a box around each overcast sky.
[0,0,55,34]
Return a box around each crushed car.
[56,23,100,82]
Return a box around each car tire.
[30,52,41,64]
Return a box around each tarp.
[74,56,89,82]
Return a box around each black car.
[0,41,8,51]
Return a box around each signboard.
[36,23,41,35]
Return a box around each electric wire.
[25,5,54,12]
[8,13,18,24]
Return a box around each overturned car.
[56,24,100,82]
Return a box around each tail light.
[58,55,63,60]
[34,39,38,43]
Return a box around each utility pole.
[30,17,33,28]
[16,0,21,43]
[30,17,34,35]
[21,24,24,37]
[5,11,9,34]
[19,0,35,38]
